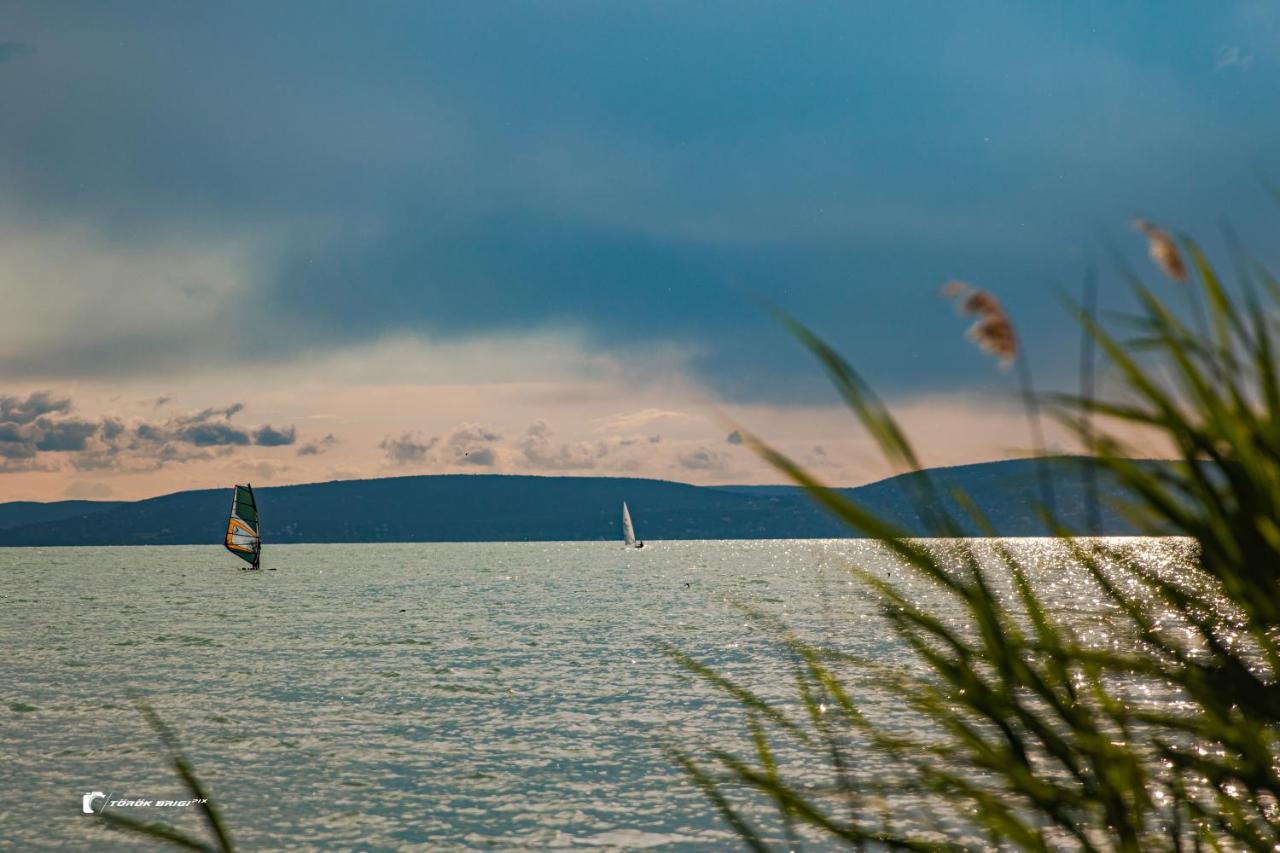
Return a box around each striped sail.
[621,501,636,547]
[225,484,260,566]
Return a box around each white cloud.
[517,421,606,471]
[592,408,696,433]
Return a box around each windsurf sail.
[622,501,637,547]
[225,484,260,568]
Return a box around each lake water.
[0,539,1183,850]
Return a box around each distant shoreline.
[0,534,1159,549]
[0,458,1155,547]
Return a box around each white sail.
[622,501,636,547]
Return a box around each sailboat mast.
[248,483,260,568]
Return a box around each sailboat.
[622,501,644,549]
[225,483,264,570]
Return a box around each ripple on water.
[0,538,1190,849]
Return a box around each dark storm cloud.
[1,4,1277,398]
[252,424,297,447]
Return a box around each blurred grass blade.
[99,699,235,853]
[670,232,1280,850]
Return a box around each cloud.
[439,422,502,466]
[459,447,497,467]
[252,424,297,447]
[0,4,1275,410]
[380,432,437,465]
[297,433,338,456]
[174,421,250,447]
[1215,45,1255,71]
[378,422,503,468]
[0,429,38,459]
[0,391,297,475]
[0,391,72,425]
[0,455,56,473]
[445,423,502,448]
[69,451,127,472]
[135,403,294,449]
[34,417,100,451]
[678,446,726,471]
[0,220,268,381]
[149,402,250,446]
[517,420,605,470]
[594,409,695,433]
[65,480,114,499]
[245,461,278,481]
[101,418,126,441]
[0,393,104,462]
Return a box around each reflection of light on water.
[1,538,1200,848]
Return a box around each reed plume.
[1133,219,1215,375]
[939,281,1017,368]
[940,281,1055,516]
[671,224,1280,851]
[1133,219,1187,282]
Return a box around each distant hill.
[0,458,1156,547]
[0,500,123,530]
[730,457,1150,537]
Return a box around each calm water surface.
[0,539,1182,850]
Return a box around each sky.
[0,2,1276,501]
